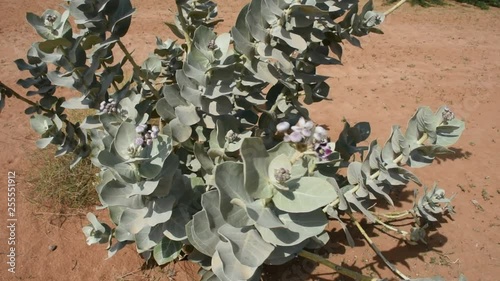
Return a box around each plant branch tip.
[384,0,408,16]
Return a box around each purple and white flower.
[99,98,117,113]
[315,141,335,161]
[134,124,160,147]
[291,117,314,138]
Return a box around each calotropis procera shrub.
[0,0,466,280]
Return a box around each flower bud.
[135,124,147,133]
[135,137,144,146]
[276,121,290,132]
[314,126,328,141]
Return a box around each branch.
[117,40,160,98]
[298,250,380,281]
[0,81,52,113]
[348,212,410,280]
[384,0,407,16]
[372,210,411,220]
[374,217,409,238]
[100,62,120,93]
[176,2,192,53]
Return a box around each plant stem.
[176,3,192,53]
[100,62,120,93]
[348,212,410,280]
[372,210,410,219]
[384,0,407,16]
[117,40,160,98]
[374,217,409,238]
[0,81,52,113]
[393,153,404,164]
[418,132,428,144]
[298,250,379,281]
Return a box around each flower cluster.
[315,141,335,161]
[225,130,239,143]
[99,98,117,113]
[207,39,217,50]
[274,167,291,183]
[135,124,159,147]
[442,106,455,122]
[276,117,328,143]
[44,14,57,26]
[277,117,334,161]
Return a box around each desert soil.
[0,0,499,280]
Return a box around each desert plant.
[0,0,467,280]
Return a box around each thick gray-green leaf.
[407,145,453,168]
[245,199,284,228]
[212,242,262,281]
[405,106,439,148]
[271,26,307,52]
[231,26,254,58]
[200,96,233,116]
[265,240,309,265]
[113,122,136,160]
[215,162,253,227]
[153,237,182,265]
[30,114,53,135]
[163,205,191,241]
[156,97,176,121]
[80,115,102,130]
[273,177,337,213]
[164,118,192,143]
[176,104,200,126]
[212,225,271,281]
[382,125,409,164]
[46,71,76,88]
[141,55,162,80]
[99,179,140,208]
[138,136,173,179]
[187,190,225,256]
[144,196,175,227]
[60,96,92,110]
[436,118,465,147]
[194,142,215,174]
[36,137,53,149]
[218,225,275,268]
[256,208,328,246]
[241,138,274,199]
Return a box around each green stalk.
[298,250,380,281]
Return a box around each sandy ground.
[0,0,499,280]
